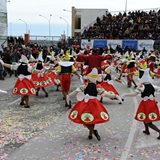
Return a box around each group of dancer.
[1,47,160,141]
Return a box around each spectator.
[25,46,32,60]
[1,47,12,77]
[81,9,160,40]
[0,51,4,80]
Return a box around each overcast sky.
[6,0,160,37]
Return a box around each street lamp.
[19,19,28,33]
[125,0,128,13]
[60,17,68,39]
[63,9,71,13]
[63,9,72,38]
[39,14,52,39]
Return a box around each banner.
[138,40,154,51]
[107,40,122,49]
[0,0,7,46]
[81,39,155,51]
[81,39,94,49]
[93,39,107,49]
[122,40,138,50]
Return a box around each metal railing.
[29,35,61,46]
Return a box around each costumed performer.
[76,48,113,74]
[0,55,46,108]
[46,55,61,91]
[121,68,160,139]
[54,53,83,108]
[32,53,53,97]
[67,68,122,141]
[147,51,157,72]
[125,58,138,88]
[99,66,123,104]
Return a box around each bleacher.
[80,9,160,40]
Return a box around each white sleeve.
[153,84,160,92]
[135,84,145,93]
[76,84,86,92]
[27,65,36,73]
[11,63,20,70]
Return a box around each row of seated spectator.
[81,9,160,40]
[7,36,24,45]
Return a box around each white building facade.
[71,7,108,37]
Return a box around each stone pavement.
[1,70,160,160]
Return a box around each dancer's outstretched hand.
[79,75,84,84]
[0,89,7,94]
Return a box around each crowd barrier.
[81,39,155,51]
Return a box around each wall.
[72,7,108,37]
[81,39,155,51]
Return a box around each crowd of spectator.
[0,39,63,80]
[81,9,160,40]
[1,9,160,80]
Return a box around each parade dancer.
[32,53,53,97]
[125,59,137,88]
[67,68,122,141]
[117,58,127,80]
[76,49,113,74]
[54,53,82,108]
[0,55,45,108]
[121,68,160,139]
[99,67,123,104]
[46,55,61,91]
[147,51,157,72]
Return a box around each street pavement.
[1,68,160,160]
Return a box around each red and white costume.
[32,62,53,88]
[134,83,160,122]
[11,62,36,96]
[68,82,110,124]
[100,73,119,96]
[76,52,113,74]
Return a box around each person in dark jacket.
[1,47,12,77]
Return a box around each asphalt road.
[1,67,160,160]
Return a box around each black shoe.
[36,92,38,96]
[157,135,160,139]
[45,92,48,97]
[63,97,65,100]
[20,102,25,105]
[88,135,93,139]
[143,130,150,135]
[0,77,5,80]
[65,103,68,107]
[68,101,72,109]
[94,130,101,141]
